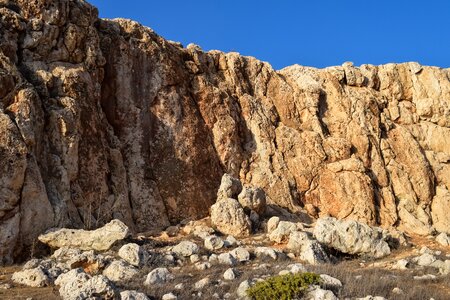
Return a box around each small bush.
[246,272,321,300]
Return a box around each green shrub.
[246,272,321,300]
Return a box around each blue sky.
[89,1,450,70]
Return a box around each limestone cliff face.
[1,0,449,263]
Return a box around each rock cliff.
[1,0,449,263]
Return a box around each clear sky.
[89,0,450,70]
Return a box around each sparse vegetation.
[246,272,321,300]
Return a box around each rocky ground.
[1,175,449,300]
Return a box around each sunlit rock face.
[1,0,449,263]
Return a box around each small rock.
[254,247,277,260]
[166,226,180,237]
[267,216,280,233]
[194,277,210,290]
[392,259,409,270]
[175,283,184,290]
[195,262,211,270]
[224,235,239,247]
[218,253,237,266]
[236,280,251,298]
[419,246,434,255]
[190,254,201,263]
[355,296,387,300]
[209,253,218,263]
[289,263,307,274]
[217,174,242,200]
[172,241,199,257]
[22,259,41,270]
[12,266,50,287]
[278,270,290,276]
[320,274,342,292]
[392,287,404,295]
[118,243,148,267]
[230,247,250,262]
[415,253,436,266]
[237,186,267,215]
[305,286,338,300]
[164,254,175,263]
[0,283,11,289]
[103,260,138,283]
[120,290,150,300]
[223,268,236,280]
[436,232,450,246]
[162,292,178,300]
[204,235,224,250]
[144,268,173,285]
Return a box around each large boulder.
[210,198,252,237]
[38,219,129,251]
[55,268,116,300]
[313,218,391,258]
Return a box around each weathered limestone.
[38,219,129,251]
[314,218,391,258]
[1,0,450,263]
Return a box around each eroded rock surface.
[38,219,129,251]
[1,0,450,263]
[314,218,391,258]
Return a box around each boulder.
[313,218,390,258]
[287,231,329,264]
[237,186,267,215]
[172,241,199,257]
[230,247,251,262]
[269,220,303,243]
[12,266,50,287]
[102,260,139,283]
[38,219,129,251]
[118,243,148,267]
[55,268,116,300]
[210,198,252,237]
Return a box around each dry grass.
[309,261,450,300]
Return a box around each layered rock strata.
[1,0,450,263]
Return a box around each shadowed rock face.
[1,0,449,263]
